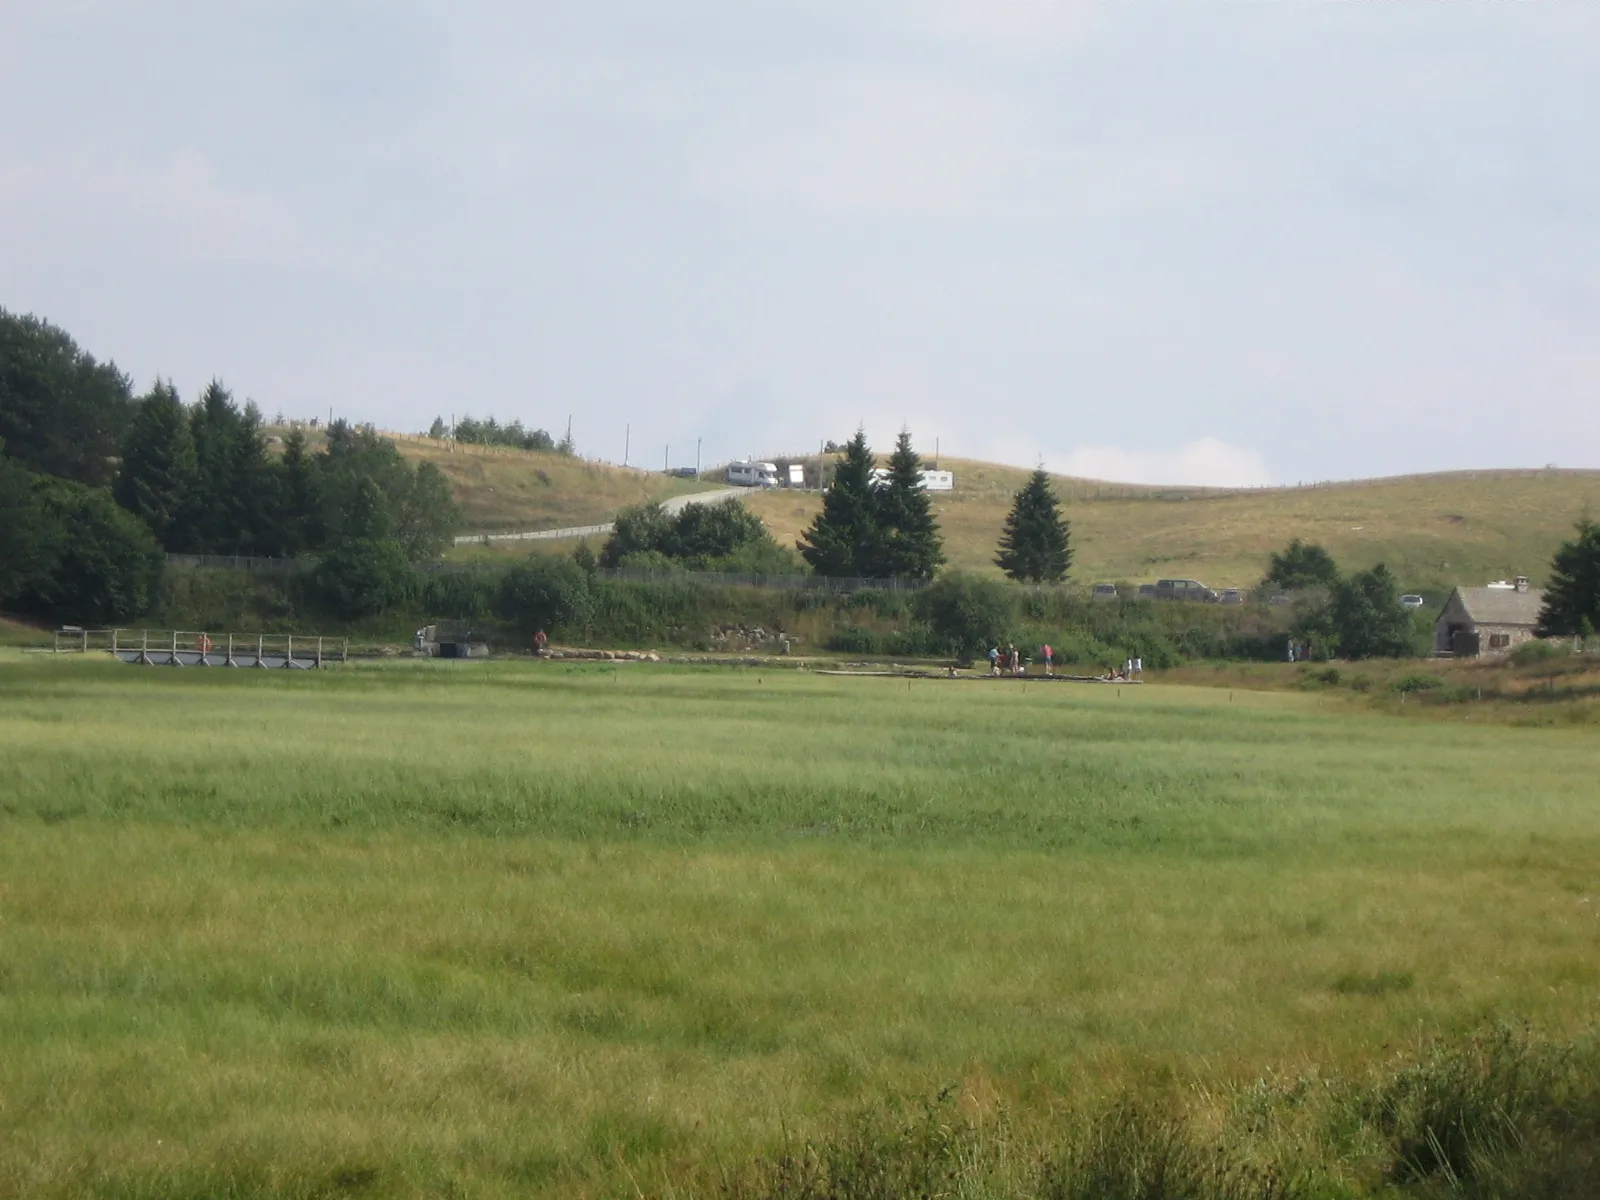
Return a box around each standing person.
[1125,656,1133,679]
[1133,655,1142,678]
[988,645,1001,676]
[1042,643,1053,675]
[1008,643,1019,675]
[533,629,549,657]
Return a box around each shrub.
[1392,672,1444,694]
[312,538,415,619]
[1511,639,1565,667]
[20,478,164,625]
[918,572,1016,657]
[496,555,592,635]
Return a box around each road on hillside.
[452,487,748,545]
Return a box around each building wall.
[1473,623,1537,657]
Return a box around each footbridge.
[53,629,349,668]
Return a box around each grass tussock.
[708,1025,1600,1200]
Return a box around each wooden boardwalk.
[54,630,348,669]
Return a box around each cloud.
[918,0,1096,49]
[0,152,303,267]
[1054,438,1274,487]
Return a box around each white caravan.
[868,468,955,491]
[727,460,779,487]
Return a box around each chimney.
[1514,575,1530,593]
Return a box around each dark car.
[1155,578,1218,602]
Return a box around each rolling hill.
[745,459,1600,591]
[386,433,1599,592]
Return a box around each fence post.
[257,635,266,667]
[112,629,119,655]
[316,636,323,668]
[287,634,293,668]
[81,628,89,654]
[171,629,181,666]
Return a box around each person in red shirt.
[1042,643,1053,675]
[533,630,549,657]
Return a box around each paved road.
[452,487,748,545]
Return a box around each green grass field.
[747,461,1600,591]
[2,653,1598,1197]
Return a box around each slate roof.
[1448,586,1545,627]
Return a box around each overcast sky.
[3,2,1597,485]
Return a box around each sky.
[2,1,1598,486]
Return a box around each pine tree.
[873,429,944,579]
[799,428,879,577]
[995,469,1071,583]
[276,427,325,555]
[1536,519,1600,637]
[114,379,196,547]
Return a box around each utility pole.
[624,423,630,467]
[935,437,939,468]
[664,444,669,472]
[696,437,702,477]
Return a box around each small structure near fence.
[53,629,348,668]
[414,621,488,659]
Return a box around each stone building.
[1434,577,1545,657]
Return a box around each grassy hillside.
[745,459,1600,591]
[274,429,718,534]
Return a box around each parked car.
[1219,588,1244,605]
[1155,578,1219,602]
[1400,594,1426,609]
[1092,583,1118,601]
[1266,594,1291,606]
[1137,583,1157,598]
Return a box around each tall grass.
[2,656,1598,1196]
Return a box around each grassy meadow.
[744,463,1600,591]
[2,653,1598,1197]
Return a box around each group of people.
[985,644,1143,679]
[988,643,1033,675]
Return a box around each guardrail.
[52,628,348,668]
[165,553,303,573]
[591,568,931,592]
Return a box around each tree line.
[428,414,575,455]
[0,308,461,624]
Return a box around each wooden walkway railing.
[52,629,349,668]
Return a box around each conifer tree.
[1536,519,1600,637]
[114,379,197,547]
[799,428,878,577]
[276,427,325,554]
[995,469,1072,583]
[873,429,944,579]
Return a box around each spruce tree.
[114,379,197,548]
[799,428,879,577]
[276,428,325,555]
[995,469,1072,583]
[873,429,944,579]
[1536,519,1600,637]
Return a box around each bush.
[1511,639,1565,667]
[1392,672,1444,694]
[20,478,164,625]
[496,555,592,635]
[919,572,1016,657]
[312,539,415,619]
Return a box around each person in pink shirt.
[1042,643,1053,675]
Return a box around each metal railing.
[52,629,348,667]
[591,567,930,592]
[165,553,303,573]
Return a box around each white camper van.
[727,460,779,488]
[868,468,955,492]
